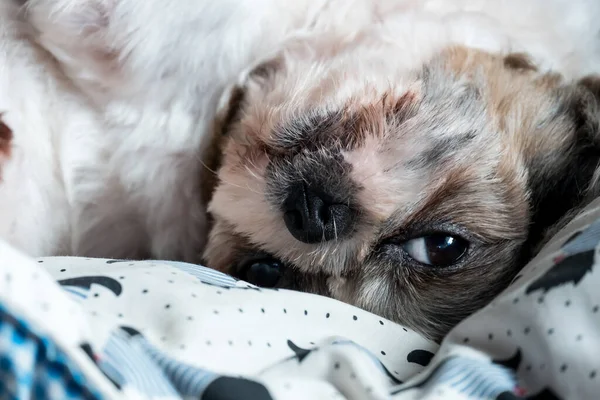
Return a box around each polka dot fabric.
[0,199,599,399]
[416,197,600,400]
[43,258,435,384]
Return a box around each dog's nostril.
[282,182,353,243]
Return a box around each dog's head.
[204,39,600,341]
[205,36,600,341]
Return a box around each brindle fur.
[204,46,600,342]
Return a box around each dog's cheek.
[202,219,244,272]
[329,262,400,319]
[326,275,356,304]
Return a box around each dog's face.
[205,39,600,341]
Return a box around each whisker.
[333,218,338,241]
[244,164,262,182]
[207,173,261,195]
[199,159,219,176]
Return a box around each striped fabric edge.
[152,261,238,288]
[439,358,514,398]
[561,219,600,254]
[100,329,179,399]
[61,286,89,302]
[391,356,517,398]
[135,335,220,397]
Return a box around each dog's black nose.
[282,182,352,243]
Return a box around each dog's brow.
[296,111,343,134]
[375,164,476,240]
[377,212,409,240]
[273,108,379,151]
[405,130,476,170]
[273,110,344,150]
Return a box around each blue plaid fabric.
[0,305,102,400]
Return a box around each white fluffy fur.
[0,0,599,259]
[0,0,326,259]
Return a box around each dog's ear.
[524,75,600,255]
[579,76,600,99]
[215,54,285,137]
[503,53,538,73]
[204,54,284,207]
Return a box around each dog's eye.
[402,234,468,266]
[240,257,284,288]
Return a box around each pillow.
[0,197,599,399]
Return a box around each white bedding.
[1,198,600,399]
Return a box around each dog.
[7,0,600,341]
[202,0,600,341]
[0,0,331,260]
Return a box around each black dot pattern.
[29,235,600,400]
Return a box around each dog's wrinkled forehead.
[267,63,487,158]
[238,46,495,172]
[261,55,498,216]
